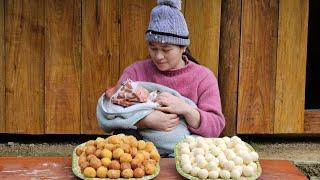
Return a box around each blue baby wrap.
[96,81,197,155]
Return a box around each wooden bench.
[0,157,307,179]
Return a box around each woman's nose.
[155,51,164,59]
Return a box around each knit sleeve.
[119,65,138,83]
[188,72,225,137]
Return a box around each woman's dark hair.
[182,47,199,64]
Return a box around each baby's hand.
[104,84,120,99]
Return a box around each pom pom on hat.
[157,0,182,10]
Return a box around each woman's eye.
[163,49,171,52]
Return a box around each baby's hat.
[145,0,190,46]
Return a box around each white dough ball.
[234,165,243,172]
[198,169,209,179]
[231,168,242,179]
[210,147,221,156]
[233,156,244,166]
[181,147,191,155]
[217,153,227,162]
[190,166,200,176]
[222,136,231,144]
[214,138,225,145]
[180,142,189,149]
[250,151,259,161]
[223,160,235,171]
[182,164,192,173]
[219,170,231,179]
[231,136,242,144]
[205,154,215,162]
[207,161,219,171]
[192,148,205,155]
[189,141,197,149]
[208,170,219,179]
[185,136,195,143]
[217,143,227,151]
[197,159,207,169]
[248,162,258,172]
[242,153,253,164]
[243,165,254,177]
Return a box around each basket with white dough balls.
[72,134,161,179]
[174,136,262,179]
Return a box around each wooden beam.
[219,0,241,136]
[45,0,81,134]
[237,0,278,134]
[5,0,45,134]
[81,0,120,134]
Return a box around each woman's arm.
[188,74,225,137]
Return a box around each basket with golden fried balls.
[75,134,160,178]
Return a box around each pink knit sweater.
[119,58,225,137]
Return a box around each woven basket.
[71,143,160,180]
[174,141,262,180]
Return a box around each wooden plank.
[0,157,307,180]
[274,0,308,133]
[304,110,320,133]
[82,0,120,134]
[45,0,81,134]
[237,0,279,134]
[185,0,221,76]
[5,0,44,134]
[0,0,4,133]
[219,0,241,136]
[119,0,155,74]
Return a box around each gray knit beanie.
[145,0,190,46]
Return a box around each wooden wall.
[0,0,313,135]
[0,0,222,134]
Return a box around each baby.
[97,79,197,156]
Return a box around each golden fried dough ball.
[90,158,102,169]
[108,135,122,144]
[120,162,132,171]
[86,140,95,146]
[83,167,96,178]
[101,149,112,159]
[101,157,111,167]
[133,167,145,178]
[134,152,145,161]
[145,142,156,153]
[140,150,150,160]
[96,141,106,149]
[120,153,133,163]
[95,137,105,145]
[96,166,108,178]
[120,143,131,153]
[137,140,146,150]
[142,159,156,167]
[144,163,156,175]
[107,169,121,179]
[78,155,87,165]
[105,143,116,151]
[131,158,142,169]
[129,147,138,157]
[79,161,90,172]
[113,148,124,159]
[86,154,97,162]
[108,160,121,170]
[94,149,102,158]
[150,150,161,162]
[85,145,96,155]
[76,146,85,156]
[121,168,134,178]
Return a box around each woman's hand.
[155,92,190,115]
[155,92,201,129]
[136,110,180,131]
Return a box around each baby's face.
[148,42,185,71]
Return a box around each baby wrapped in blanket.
[96,79,197,155]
